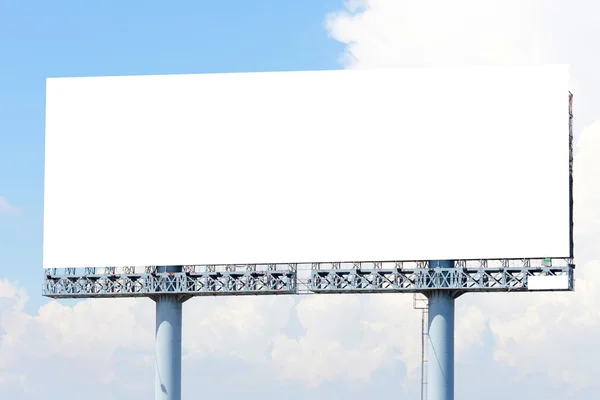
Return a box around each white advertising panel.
[44,66,571,269]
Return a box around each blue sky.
[0,0,345,312]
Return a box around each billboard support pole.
[153,266,188,400]
[426,260,461,400]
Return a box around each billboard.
[43,65,571,269]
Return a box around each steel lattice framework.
[43,258,574,298]
[43,266,297,298]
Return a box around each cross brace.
[43,271,297,298]
[309,266,573,293]
[42,259,574,299]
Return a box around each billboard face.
[43,66,571,269]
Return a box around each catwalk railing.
[43,258,575,298]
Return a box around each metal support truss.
[43,265,297,298]
[43,258,574,298]
[309,259,574,294]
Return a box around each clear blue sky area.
[0,0,346,312]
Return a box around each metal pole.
[154,266,185,400]
[421,308,426,400]
[426,260,456,400]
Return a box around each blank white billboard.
[44,65,571,269]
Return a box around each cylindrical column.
[155,266,184,400]
[427,260,455,400]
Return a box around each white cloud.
[269,294,420,386]
[325,0,550,68]
[0,282,480,395]
[0,289,155,397]
[0,196,19,216]
[183,295,295,363]
[0,285,297,398]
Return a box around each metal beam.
[43,258,574,298]
[43,269,297,298]
[309,265,573,294]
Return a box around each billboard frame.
[569,92,574,259]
